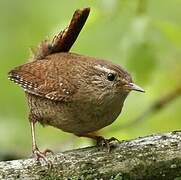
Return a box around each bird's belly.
[48,105,122,135]
[55,110,119,134]
[27,94,124,135]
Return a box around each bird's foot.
[76,133,120,152]
[32,148,54,167]
[33,148,54,160]
[96,136,120,152]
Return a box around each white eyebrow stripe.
[94,64,115,74]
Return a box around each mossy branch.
[0,131,181,179]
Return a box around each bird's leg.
[29,116,53,162]
[76,133,120,152]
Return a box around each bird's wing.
[8,60,76,102]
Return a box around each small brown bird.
[8,8,144,159]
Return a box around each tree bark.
[0,131,181,179]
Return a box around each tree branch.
[0,131,181,179]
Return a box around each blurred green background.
[0,0,180,160]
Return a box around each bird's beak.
[126,83,145,93]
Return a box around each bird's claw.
[96,136,120,152]
[32,148,54,168]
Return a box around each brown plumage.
[8,8,144,160]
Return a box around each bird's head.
[92,61,145,97]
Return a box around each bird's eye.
[107,73,116,81]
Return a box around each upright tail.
[33,8,90,60]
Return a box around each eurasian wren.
[8,8,144,159]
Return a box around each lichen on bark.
[0,131,181,179]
